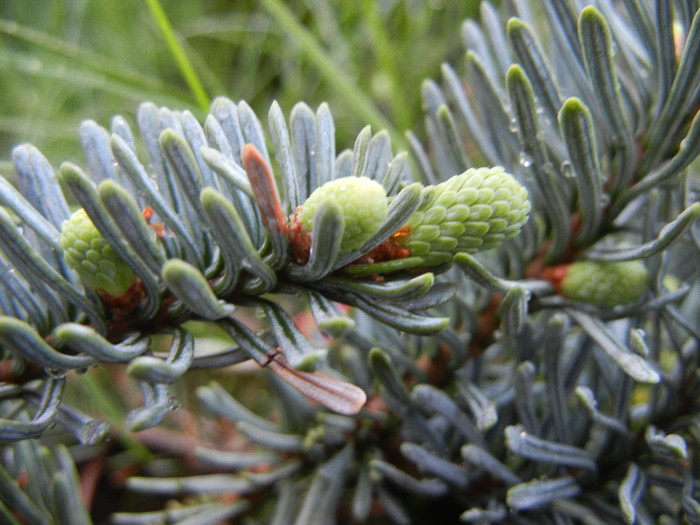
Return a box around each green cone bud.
[60,209,136,296]
[561,260,649,308]
[400,167,530,266]
[299,176,388,252]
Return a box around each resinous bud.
[560,260,649,308]
[299,176,388,253]
[60,209,136,296]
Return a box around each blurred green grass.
[0,0,481,172]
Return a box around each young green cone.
[60,209,136,296]
[399,167,531,266]
[559,260,649,308]
[298,176,388,253]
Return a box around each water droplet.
[168,397,181,411]
[79,420,111,446]
[509,118,519,134]
[600,194,611,207]
[541,161,554,174]
[518,152,534,168]
[45,367,68,378]
[560,161,575,178]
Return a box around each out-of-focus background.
[0,0,481,173]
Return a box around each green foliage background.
[0,0,480,169]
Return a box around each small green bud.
[401,167,530,266]
[298,176,388,253]
[560,260,649,308]
[60,209,136,296]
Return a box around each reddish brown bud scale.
[542,264,570,294]
[142,206,155,221]
[288,206,312,264]
[264,350,366,415]
[353,226,412,265]
[142,206,166,238]
[242,144,288,238]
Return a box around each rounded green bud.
[401,166,530,266]
[561,260,649,308]
[60,209,136,296]
[299,176,388,252]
